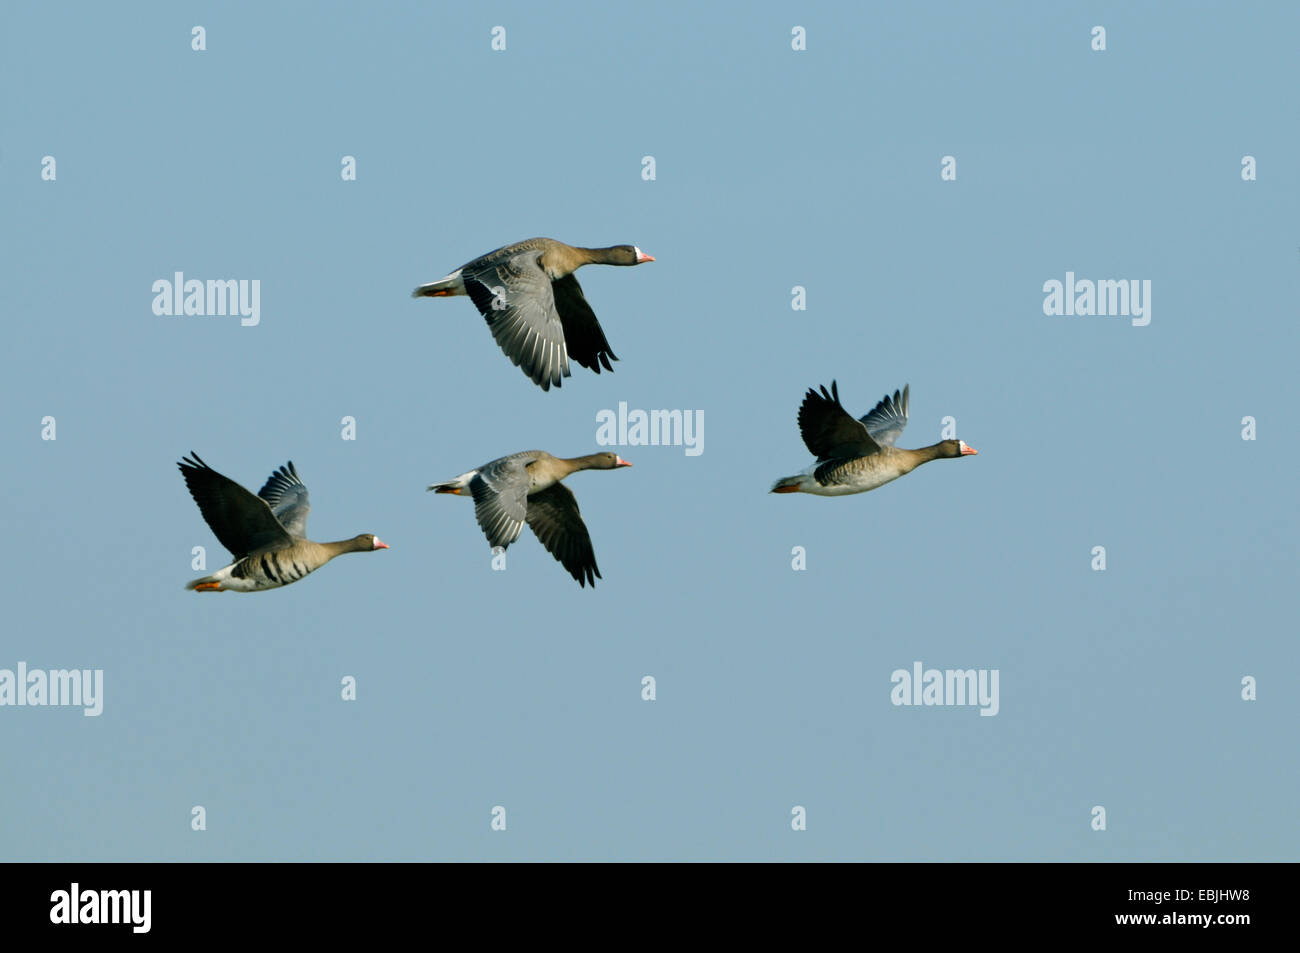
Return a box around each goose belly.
[803,478,878,496]
[811,459,907,495]
[527,473,559,494]
[229,552,315,590]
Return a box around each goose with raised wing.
[413,237,654,391]
[178,453,387,592]
[429,451,631,587]
[771,382,977,496]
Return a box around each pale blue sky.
[1,1,1296,860]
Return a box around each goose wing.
[468,454,534,550]
[859,385,910,447]
[178,453,293,559]
[461,250,570,391]
[256,461,311,538]
[797,381,881,461]
[551,273,617,374]
[525,482,601,588]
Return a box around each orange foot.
[194,582,222,592]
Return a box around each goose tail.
[770,475,804,494]
[412,270,465,299]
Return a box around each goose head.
[601,245,654,266]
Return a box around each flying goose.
[413,237,654,391]
[771,382,977,496]
[178,453,387,592]
[429,451,631,587]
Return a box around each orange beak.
[616,457,632,467]
[961,444,979,456]
[635,250,655,264]
[373,538,390,549]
